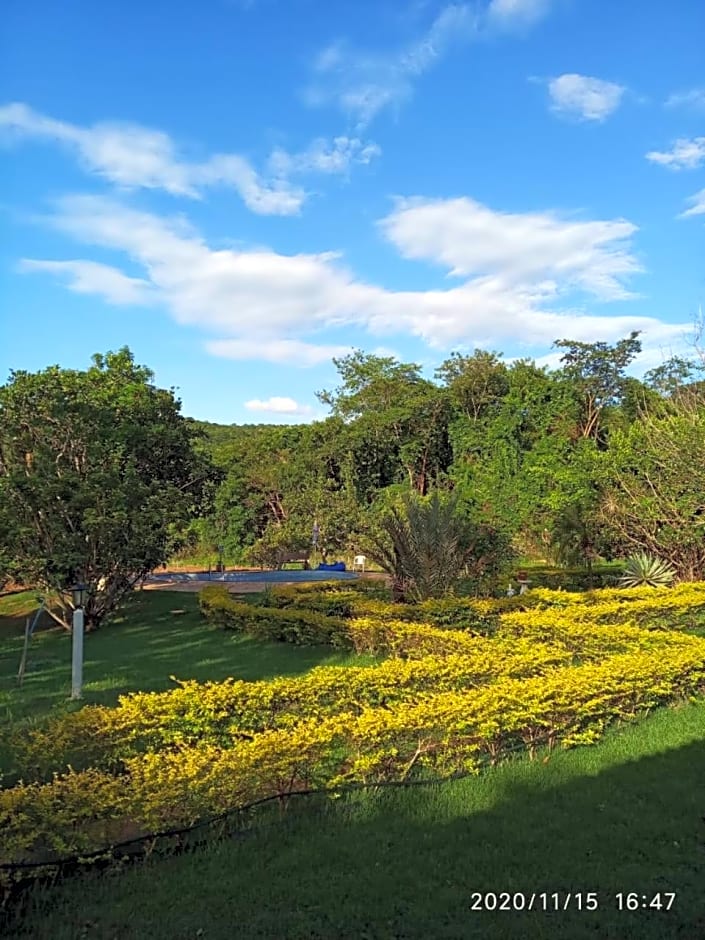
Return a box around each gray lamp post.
[71,582,87,700]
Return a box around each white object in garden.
[70,583,87,700]
[71,606,84,699]
[353,555,366,572]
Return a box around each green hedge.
[512,567,620,591]
[263,588,514,633]
[199,586,351,647]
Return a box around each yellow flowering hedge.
[16,614,629,783]
[265,587,511,630]
[199,585,500,642]
[499,585,705,637]
[201,582,705,657]
[263,581,705,632]
[13,586,701,784]
[342,616,682,660]
[201,582,686,658]
[3,638,705,866]
[4,578,705,873]
[6,633,589,783]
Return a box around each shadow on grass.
[0,591,371,730]
[12,720,705,939]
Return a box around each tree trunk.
[391,576,406,603]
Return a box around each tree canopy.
[0,348,211,628]
[6,330,705,614]
[177,332,705,584]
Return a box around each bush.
[17,587,701,784]
[263,587,501,633]
[4,638,705,867]
[199,586,350,647]
[502,566,620,592]
[262,587,360,618]
[620,553,677,588]
[8,635,585,782]
[6,580,705,868]
[499,583,705,635]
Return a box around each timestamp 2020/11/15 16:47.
[468,891,677,912]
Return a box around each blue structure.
[147,569,357,584]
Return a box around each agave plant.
[619,552,676,588]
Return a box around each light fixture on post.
[70,582,87,700]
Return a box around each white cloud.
[206,338,353,366]
[307,4,478,126]
[306,0,559,128]
[0,102,379,215]
[245,396,314,415]
[680,188,705,218]
[646,137,705,171]
[0,102,303,213]
[16,258,156,305]
[28,193,689,364]
[268,136,380,177]
[665,88,705,111]
[44,194,372,341]
[379,196,641,299]
[487,0,552,27]
[306,0,561,128]
[547,74,626,122]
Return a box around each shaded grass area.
[0,590,375,726]
[12,700,705,939]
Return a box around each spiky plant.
[363,490,470,602]
[619,552,676,588]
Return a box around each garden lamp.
[72,582,87,608]
[70,582,87,699]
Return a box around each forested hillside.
[181,333,705,583]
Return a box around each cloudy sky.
[2,0,704,422]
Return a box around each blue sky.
[2,0,704,423]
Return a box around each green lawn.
[10,699,705,939]
[0,589,374,725]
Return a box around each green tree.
[435,349,509,421]
[363,489,511,601]
[0,348,209,629]
[554,331,642,442]
[317,350,451,495]
[447,359,585,547]
[644,355,700,398]
[600,402,705,581]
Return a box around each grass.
[10,699,705,939]
[0,589,375,726]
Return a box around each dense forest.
[3,332,704,622]
[182,331,705,584]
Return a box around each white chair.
[352,554,366,572]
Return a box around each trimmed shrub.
[199,586,350,647]
[3,638,705,867]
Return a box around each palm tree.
[364,489,473,602]
[550,502,601,586]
